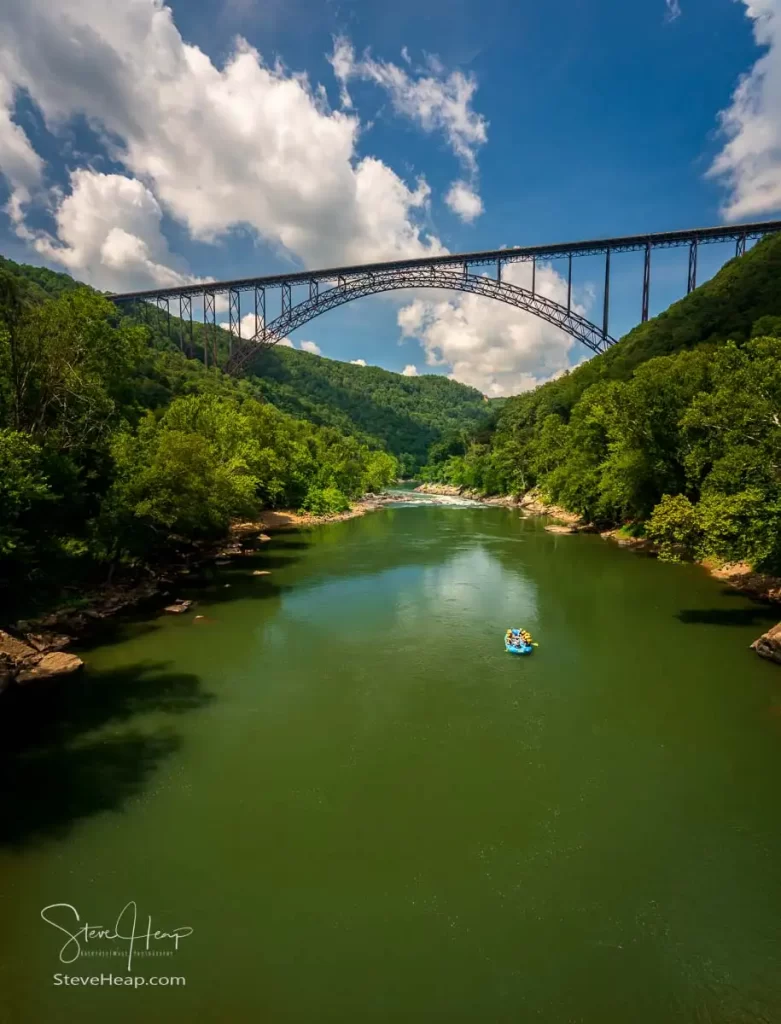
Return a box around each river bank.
[416,483,781,599]
[0,494,390,691]
[415,482,781,662]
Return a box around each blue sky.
[0,0,777,394]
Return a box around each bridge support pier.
[203,291,216,368]
[641,242,651,323]
[531,257,536,296]
[179,295,192,353]
[254,286,265,342]
[602,249,611,342]
[229,288,241,358]
[282,282,292,317]
[736,234,747,258]
[687,241,698,294]
[567,253,572,312]
[157,296,170,337]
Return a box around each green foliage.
[0,430,53,557]
[422,235,781,572]
[245,345,489,471]
[0,256,425,606]
[300,485,351,516]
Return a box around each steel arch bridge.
[110,218,781,374]
[227,266,612,373]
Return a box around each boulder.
[164,599,192,614]
[16,652,84,684]
[751,623,781,664]
[252,570,271,576]
[0,630,38,665]
[24,631,72,653]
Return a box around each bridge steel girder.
[108,219,781,307]
[225,268,617,376]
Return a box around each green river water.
[2,495,781,1023]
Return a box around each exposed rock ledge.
[0,630,83,693]
[751,624,781,664]
[414,483,588,524]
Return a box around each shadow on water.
[676,604,780,628]
[0,661,214,849]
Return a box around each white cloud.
[0,72,44,228]
[329,36,355,110]
[664,0,681,22]
[397,262,586,397]
[709,0,781,219]
[300,340,321,355]
[401,364,418,376]
[350,357,367,365]
[30,169,195,292]
[0,0,444,287]
[444,180,483,223]
[218,311,262,338]
[329,36,487,209]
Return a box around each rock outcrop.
[0,629,83,688]
[751,623,781,664]
[16,652,84,684]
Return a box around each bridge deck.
[110,219,781,303]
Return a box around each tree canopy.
[422,233,781,571]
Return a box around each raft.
[505,629,534,655]
[505,640,533,655]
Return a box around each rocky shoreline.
[0,494,388,694]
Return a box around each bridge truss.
[110,219,781,374]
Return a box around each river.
[2,496,781,1023]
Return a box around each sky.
[0,0,778,396]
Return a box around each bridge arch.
[226,266,614,374]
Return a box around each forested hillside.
[0,255,489,474]
[250,347,488,474]
[423,233,781,572]
[0,266,399,612]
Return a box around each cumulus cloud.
[0,0,444,288]
[397,262,586,397]
[350,357,367,365]
[27,169,195,292]
[444,180,484,223]
[709,0,781,219]
[329,36,487,213]
[401,364,418,376]
[218,311,263,339]
[300,340,321,355]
